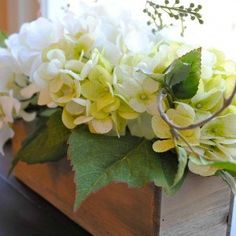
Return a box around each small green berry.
[190,3,195,8]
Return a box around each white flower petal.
[47,49,66,63]
[188,161,217,177]
[20,83,39,99]
[128,113,155,139]
[90,118,113,134]
[38,88,53,106]
[143,78,160,94]
[19,110,36,122]
[74,116,93,125]
[0,96,20,123]
[0,125,14,155]
[129,98,146,113]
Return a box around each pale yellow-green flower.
[62,98,92,129]
[152,103,200,153]
[77,51,128,134]
[201,113,236,142]
[49,73,81,106]
[118,100,140,120]
[42,33,94,62]
[188,159,218,177]
[187,113,236,176]
[128,113,155,140]
[57,47,140,134]
[191,79,224,113]
[33,35,97,106]
[210,49,236,76]
[88,97,140,134]
[114,65,160,113]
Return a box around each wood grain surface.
[12,121,158,236]
[160,173,232,236]
[12,120,232,236]
[0,146,90,236]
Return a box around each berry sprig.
[143,0,204,36]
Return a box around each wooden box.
[12,121,232,236]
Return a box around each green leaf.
[147,73,165,83]
[212,162,236,173]
[210,161,236,177]
[0,31,7,47]
[68,126,180,208]
[164,48,201,99]
[172,146,188,187]
[165,60,191,88]
[10,110,70,173]
[218,170,236,195]
[39,108,59,117]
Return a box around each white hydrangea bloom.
[62,1,155,64]
[0,48,37,121]
[6,18,64,77]
[0,93,20,155]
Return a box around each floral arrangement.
[1,0,236,208]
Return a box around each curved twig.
[157,83,236,130]
[171,129,199,157]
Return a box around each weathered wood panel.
[160,173,231,236]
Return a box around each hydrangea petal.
[0,125,14,155]
[151,115,171,139]
[89,118,113,134]
[152,139,175,153]
[188,161,217,177]
[74,116,93,125]
[62,108,77,129]
[129,98,146,113]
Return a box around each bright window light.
[41,0,236,59]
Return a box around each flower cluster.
[0,1,236,178]
[0,46,37,154]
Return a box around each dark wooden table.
[0,144,91,236]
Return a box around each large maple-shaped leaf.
[68,126,179,208]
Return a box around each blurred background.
[0,0,236,235]
[0,0,236,58]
